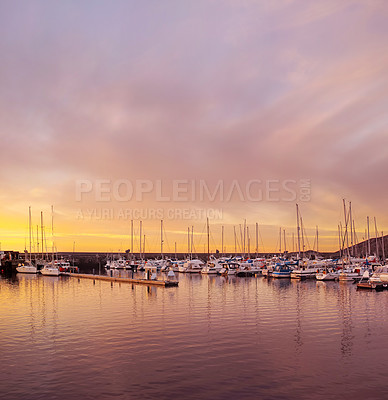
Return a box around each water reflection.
[1,273,387,399]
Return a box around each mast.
[292,232,295,254]
[283,229,286,254]
[316,225,319,254]
[28,206,32,261]
[139,220,142,260]
[51,205,54,262]
[243,219,246,258]
[207,217,210,261]
[187,227,190,258]
[349,202,353,256]
[234,226,237,256]
[343,199,350,260]
[296,204,301,259]
[300,217,305,259]
[239,224,243,256]
[382,231,385,262]
[374,217,379,259]
[247,226,250,258]
[221,225,224,257]
[41,211,44,259]
[191,226,194,260]
[161,219,163,259]
[36,225,39,260]
[367,216,370,256]
[279,227,282,254]
[175,241,177,260]
[338,224,342,259]
[131,220,134,260]
[143,234,146,257]
[255,222,259,258]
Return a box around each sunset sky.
[1,0,387,253]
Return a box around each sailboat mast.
[234,226,237,256]
[374,217,379,259]
[51,205,54,262]
[283,229,286,254]
[143,234,145,256]
[131,219,134,260]
[343,199,350,259]
[247,226,250,258]
[382,231,385,261]
[161,219,163,258]
[338,224,342,259]
[349,202,353,256]
[207,218,210,261]
[279,227,282,254]
[139,220,142,260]
[187,227,190,258]
[255,222,259,258]
[28,206,32,261]
[36,225,39,259]
[243,219,246,258]
[296,204,301,259]
[367,216,370,256]
[191,226,194,260]
[41,211,44,259]
[316,225,319,254]
[221,225,224,257]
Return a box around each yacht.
[184,259,205,273]
[316,268,340,281]
[219,262,239,276]
[40,262,60,276]
[202,257,223,274]
[16,260,37,274]
[370,265,388,284]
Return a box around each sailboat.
[40,206,60,276]
[16,207,37,274]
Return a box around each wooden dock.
[64,273,179,287]
[357,281,387,291]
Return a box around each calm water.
[1,271,387,400]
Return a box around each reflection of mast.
[338,284,354,357]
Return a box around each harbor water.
[1,272,387,399]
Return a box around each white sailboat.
[16,206,37,274]
[41,206,60,276]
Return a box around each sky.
[0,0,387,254]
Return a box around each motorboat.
[40,262,60,276]
[184,259,205,273]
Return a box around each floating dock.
[64,273,179,287]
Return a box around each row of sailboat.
[16,206,78,276]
